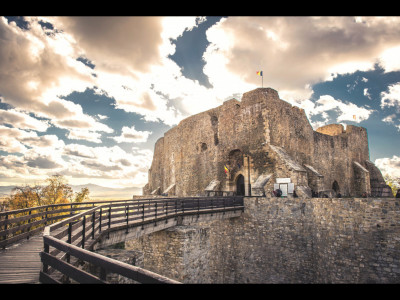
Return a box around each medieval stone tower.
[143,88,391,198]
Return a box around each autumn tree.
[74,187,90,203]
[6,175,91,210]
[384,174,400,197]
[7,186,35,210]
[42,175,73,205]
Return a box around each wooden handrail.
[40,235,181,284]
[1,200,127,249]
[39,196,244,284]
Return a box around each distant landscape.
[0,184,142,201]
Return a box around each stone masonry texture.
[143,87,391,198]
[125,196,400,283]
[122,87,399,283]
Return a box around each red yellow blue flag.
[256,71,263,76]
[224,165,229,173]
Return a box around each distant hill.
[71,184,142,200]
[0,186,14,198]
[0,184,142,200]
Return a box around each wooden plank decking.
[0,233,43,284]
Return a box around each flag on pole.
[257,71,263,87]
[224,165,229,173]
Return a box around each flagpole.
[257,71,263,88]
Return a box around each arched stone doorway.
[236,174,245,196]
[332,180,340,194]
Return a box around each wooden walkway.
[0,233,43,284]
[0,197,244,284]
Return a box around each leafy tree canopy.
[6,175,91,210]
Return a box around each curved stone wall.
[126,197,400,283]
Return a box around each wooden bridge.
[0,196,244,284]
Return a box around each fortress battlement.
[143,88,391,198]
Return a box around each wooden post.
[2,214,8,249]
[67,222,72,264]
[175,199,177,220]
[154,202,157,226]
[165,200,168,224]
[100,267,107,281]
[125,205,129,234]
[67,222,72,244]
[43,242,49,274]
[26,210,32,240]
[108,206,111,229]
[141,203,145,230]
[99,207,102,233]
[107,206,111,239]
[44,207,48,226]
[82,215,86,249]
[197,198,200,219]
[92,211,95,239]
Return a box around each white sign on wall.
[288,183,294,193]
[276,178,291,183]
[274,179,294,197]
[280,184,288,196]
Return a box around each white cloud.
[161,17,205,41]
[97,114,108,120]
[382,114,397,124]
[94,71,184,126]
[382,113,400,132]
[111,125,152,143]
[0,17,94,109]
[21,134,65,151]
[62,145,152,188]
[0,141,153,188]
[0,125,37,153]
[2,16,400,189]
[381,83,400,111]
[0,154,30,178]
[0,108,49,131]
[25,153,64,170]
[364,88,372,100]
[41,16,227,127]
[379,45,400,72]
[0,124,66,178]
[3,16,400,132]
[48,17,165,75]
[293,95,374,129]
[0,17,114,144]
[63,143,96,159]
[202,16,400,103]
[375,155,400,179]
[67,129,103,143]
[320,95,373,123]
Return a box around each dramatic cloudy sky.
[1,16,400,191]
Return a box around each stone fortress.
[143,87,392,199]
[125,88,399,283]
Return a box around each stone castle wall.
[125,196,400,283]
[144,88,381,198]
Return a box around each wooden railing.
[0,200,140,249]
[38,196,244,284]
